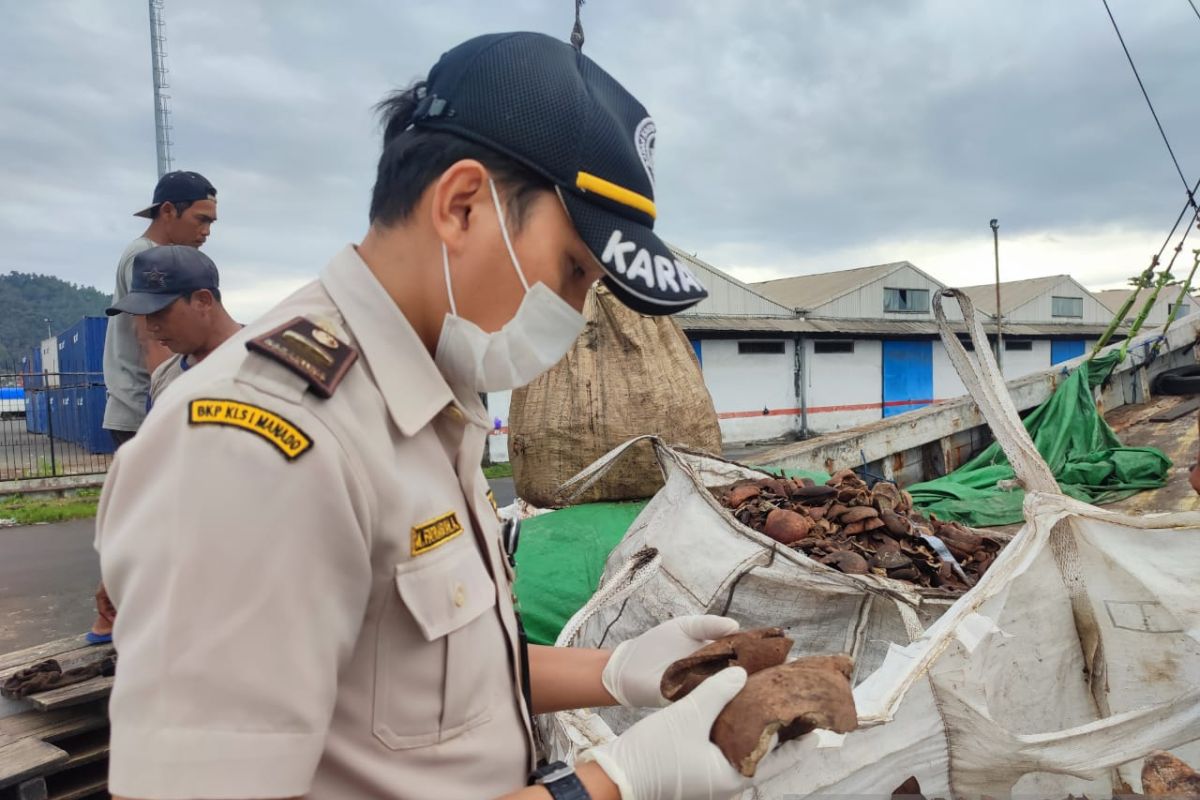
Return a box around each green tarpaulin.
[907,352,1171,528]
[514,501,648,645]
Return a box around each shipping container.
[58,317,107,386]
[46,388,65,440]
[79,386,116,454]
[28,391,49,434]
[41,336,60,387]
[20,347,44,389]
[63,387,84,447]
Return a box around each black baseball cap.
[411,32,708,315]
[106,246,220,316]
[133,171,217,219]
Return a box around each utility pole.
[148,0,174,177]
[44,318,50,339]
[990,219,1003,372]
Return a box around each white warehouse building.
[486,252,1129,462]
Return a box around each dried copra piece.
[661,628,793,702]
[710,655,858,777]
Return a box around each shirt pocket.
[372,542,498,750]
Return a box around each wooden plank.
[27,679,113,713]
[43,760,106,800]
[46,776,106,800]
[0,703,107,750]
[0,644,113,685]
[0,739,68,790]
[58,740,107,771]
[1150,395,1200,422]
[0,638,90,679]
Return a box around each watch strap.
[533,761,591,800]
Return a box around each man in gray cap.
[101,171,218,446]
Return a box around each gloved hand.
[602,615,740,708]
[585,666,798,800]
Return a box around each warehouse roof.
[1093,288,1200,314]
[752,262,918,310]
[958,275,1081,316]
[677,314,1113,338]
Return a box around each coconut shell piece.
[710,655,858,777]
[1142,751,1200,797]
[661,628,793,702]
[839,506,879,524]
[725,482,762,507]
[765,508,813,544]
[880,509,910,536]
[821,550,869,574]
[891,776,926,800]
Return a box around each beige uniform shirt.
[97,245,533,800]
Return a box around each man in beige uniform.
[98,33,813,800]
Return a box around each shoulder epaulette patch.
[246,317,358,398]
[189,399,312,460]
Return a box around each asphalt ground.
[0,476,517,654]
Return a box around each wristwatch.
[532,760,591,800]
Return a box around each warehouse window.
[1005,339,1033,351]
[1170,302,1190,318]
[883,287,930,313]
[814,340,854,354]
[737,341,785,355]
[1051,296,1083,318]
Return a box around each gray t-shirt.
[102,237,156,431]
[149,352,189,405]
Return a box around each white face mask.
[434,179,587,393]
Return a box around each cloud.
[1,0,1198,317]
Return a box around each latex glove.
[584,666,762,800]
[602,615,740,708]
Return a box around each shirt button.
[453,583,467,608]
[444,405,464,422]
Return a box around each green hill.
[0,272,111,367]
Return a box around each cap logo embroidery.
[144,267,168,288]
[634,117,656,188]
[600,230,705,295]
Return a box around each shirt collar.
[320,244,486,436]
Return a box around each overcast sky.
[3,1,1200,321]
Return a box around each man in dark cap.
[101,171,217,445]
[107,245,242,403]
[87,245,242,647]
[99,33,809,800]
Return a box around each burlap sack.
[509,283,721,506]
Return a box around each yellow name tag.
[188,399,312,460]
[412,511,463,556]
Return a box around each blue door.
[1051,339,1086,365]
[882,340,933,418]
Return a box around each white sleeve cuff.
[109,725,326,800]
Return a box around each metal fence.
[0,363,114,482]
